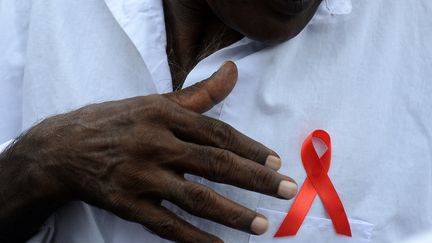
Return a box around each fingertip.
[216,61,238,85]
[265,155,282,171]
[277,180,298,199]
[219,60,237,71]
[251,216,269,235]
[201,61,238,106]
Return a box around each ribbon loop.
[275,130,352,237]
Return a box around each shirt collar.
[104,0,173,93]
[102,0,353,52]
[101,0,352,93]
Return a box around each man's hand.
[0,61,297,242]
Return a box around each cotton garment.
[404,231,432,243]
[0,0,431,242]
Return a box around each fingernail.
[278,180,298,199]
[251,216,269,235]
[265,155,281,171]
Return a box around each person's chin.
[249,1,321,44]
[269,0,316,16]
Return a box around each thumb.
[164,61,238,114]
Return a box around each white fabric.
[177,3,432,243]
[249,208,374,243]
[325,0,352,14]
[20,0,155,130]
[404,231,432,243]
[0,139,12,153]
[0,0,29,143]
[1,0,431,243]
[0,0,352,144]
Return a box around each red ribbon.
[274,130,352,237]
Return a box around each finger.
[166,181,269,235]
[163,61,238,114]
[109,196,223,243]
[182,144,297,200]
[169,112,282,170]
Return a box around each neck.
[163,0,243,90]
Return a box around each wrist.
[1,135,70,202]
[0,134,72,241]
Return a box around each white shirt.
[404,231,432,243]
[1,0,432,243]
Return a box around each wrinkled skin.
[0,63,296,242]
[0,0,323,242]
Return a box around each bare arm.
[0,137,69,242]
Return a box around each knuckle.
[208,150,235,180]
[208,120,236,149]
[165,89,190,104]
[107,193,123,209]
[184,184,215,214]
[166,142,189,159]
[153,215,178,237]
[249,167,276,192]
[106,195,138,218]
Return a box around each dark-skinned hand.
[0,61,297,243]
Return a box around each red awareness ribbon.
[274,130,352,237]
